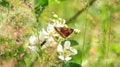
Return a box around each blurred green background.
[0,0,120,67]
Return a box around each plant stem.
[106,5,111,67]
[81,9,88,64]
[66,0,97,24]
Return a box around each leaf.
[58,0,66,1]
[24,55,32,67]
[24,52,38,67]
[34,0,48,16]
[69,62,81,67]
[111,43,120,55]
[17,45,24,55]
[49,0,66,4]
[62,62,81,67]
[0,0,12,8]
[61,40,79,46]
[1,51,12,60]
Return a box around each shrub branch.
[66,0,97,24]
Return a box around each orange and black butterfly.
[54,27,74,38]
[41,27,74,46]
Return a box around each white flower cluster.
[74,29,81,33]
[50,14,67,27]
[28,23,58,51]
[57,41,78,61]
[28,14,78,61]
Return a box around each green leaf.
[24,55,32,67]
[111,43,120,55]
[34,0,48,16]
[62,62,81,67]
[58,0,66,1]
[1,51,12,60]
[0,0,12,8]
[49,0,66,4]
[35,0,48,7]
[69,62,81,67]
[24,52,38,67]
[17,45,24,55]
[61,40,79,46]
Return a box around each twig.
[66,0,97,24]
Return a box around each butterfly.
[54,27,74,38]
[40,27,74,46]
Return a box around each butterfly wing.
[54,27,74,38]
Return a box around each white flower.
[57,40,78,61]
[65,56,72,61]
[41,28,48,35]
[40,24,56,37]
[53,14,58,18]
[41,37,57,49]
[40,25,55,39]
[57,44,63,52]
[27,46,37,51]
[74,29,80,33]
[70,48,78,55]
[53,19,66,27]
[64,41,71,49]
[58,55,64,60]
[50,15,67,27]
[47,37,57,46]
[58,55,72,61]
[40,28,48,42]
[40,25,57,49]
[47,24,55,34]
[29,35,37,45]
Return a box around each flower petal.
[41,44,47,49]
[53,14,58,18]
[27,46,37,51]
[64,41,71,49]
[47,37,57,46]
[58,55,64,60]
[74,29,80,33]
[65,56,71,61]
[40,29,48,42]
[56,24,64,27]
[70,48,78,55]
[57,44,63,52]
[47,24,54,33]
[29,35,37,45]
[42,28,48,35]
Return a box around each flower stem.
[81,10,88,64]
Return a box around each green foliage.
[0,0,120,67]
[0,0,9,7]
[17,45,24,55]
[0,0,12,8]
[62,62,81,67]
[24,55,33,67]
[34,0,48,17]
[1,51,12,60]
[61,40,79,46]
[111,43,120,56]
[0,36,5,44]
